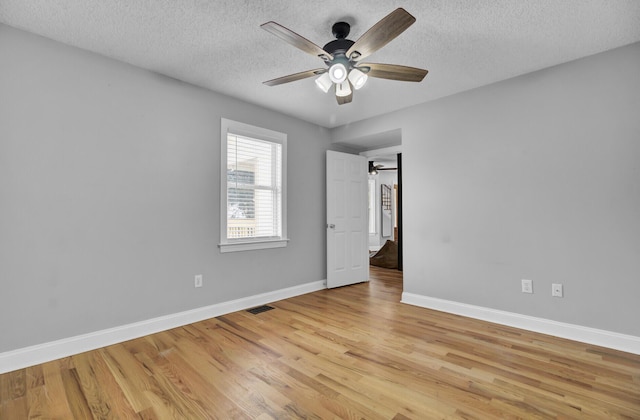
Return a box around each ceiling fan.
[369,161,397,174]
[261,8,428,105]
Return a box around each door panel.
[327,151,368,288]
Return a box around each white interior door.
[326,150,369,288]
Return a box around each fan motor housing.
[323,38,355,55]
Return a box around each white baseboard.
[401,292,640,355]
[0,280,327,374]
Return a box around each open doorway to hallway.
[361,147,403,277]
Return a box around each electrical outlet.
[194,274,203,288]
[521,279,533,294]
[552,283,563,297]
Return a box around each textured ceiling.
[2,1,640,129]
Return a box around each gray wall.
[0,24,332,352]
[333,42,640,336]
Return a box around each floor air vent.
[246,305,275,315]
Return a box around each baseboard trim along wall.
[402,292,640,355]
[0,280,327,374]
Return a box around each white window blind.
[219,118,287,253]
[227,134,282,240]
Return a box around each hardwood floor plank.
[273,359,375,420]
[249,362,341,419]
[165,327,284,418]
[311,372,402,419]
[100,345,154,412]
[60,368,93,419]
[73,349,139,419]
[140,356,213,419]
[24,365,44,391]
[40,360,75,418]
[0,371,10,404]
[2,266,639,419]
[0,396,27,419]
[154,345,252,418]
[25,386,47,420]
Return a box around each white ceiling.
[2,1,639,129]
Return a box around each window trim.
[219,118,288,253]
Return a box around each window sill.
[218,238,289,253]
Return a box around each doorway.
[361,147,403,274]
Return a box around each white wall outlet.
[194,274,203,288]
[521,279,533,294]
[552,283,563,297]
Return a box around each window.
[219,118,287,252]
[368,179,376,234]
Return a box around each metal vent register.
[246,305,275,315]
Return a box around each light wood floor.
[1,267,639,419]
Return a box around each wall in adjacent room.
[0,24,332,352]
[332,42,640,336]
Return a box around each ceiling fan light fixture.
[328,62,347,83]
[335,81,352,97]
[315,72,332,93]
[261,9,428,105]
[348,68,368,90]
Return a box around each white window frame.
[219,118,288,253]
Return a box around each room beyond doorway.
[361,147,402,273]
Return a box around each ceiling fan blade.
[336,91,353,105]
[346,8,416,61]
[263,69,326,86]
[261,21,333,61]
[361,63,428,82]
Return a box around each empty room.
[1,1,639,418]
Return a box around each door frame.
[397,152,403,271]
